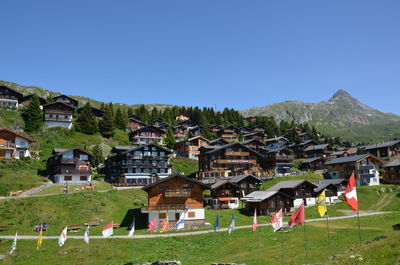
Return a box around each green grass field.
[260,171,324,191]
[34,182,113,196]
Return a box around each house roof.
[314,183,339,193]
[42,101,76,110]
[265,136,289,143]
[202,142,264,157]
[266,180,317,192]
[241,138,265,146]
[228,174,261,183]
[0,85,23,97]
[142,173,210,191]
[301,157,324,164]
[315,179,347,186]
[265,142,290,153]
[304,144,330,152]
[242,190,293,202]
[211,180,240,189]
[121,143,172,155]
[52,95,79,105]
[363,140,400,150]
[130,125,166,135]
[111,145,136,152]
[0,128,35,142]
[208,138,229,145]
[325,154,381,165]
[383,158,400,168]
[52,147,93,157]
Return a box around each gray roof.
[364,140,400,150]
[304,144,330,152]
[112,145,136,151]
[228,174,261,183]
[325,154,372,165]
[53,148,68,154]
[266,179,316,192]
[211,180,239,189]
[142,174,210,191]
[301,157,323,164]
[313,179,347,192]
[383,158,400,168]
[242,191,279,202]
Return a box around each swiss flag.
[102,221,113,238]
[270,208,283,232]
[344,173,358,211]
[252,209,258,232]
[289,204,305,226]
[148,217,157,232]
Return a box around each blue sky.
[1,0,399,113]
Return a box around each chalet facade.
[176,136,209,159]
[20,94,46,107]
[243,131,265,142]
[325,154,382,186]
[242,191,294,215]
[288,140,318,158]
[266,180,318,207]
[129,126,166,145]
[52,95,79,107]
[43,102,75,129]
[304,144,333,158]
[209,138,229,146]
[0,85,23,108]
[382,159,400,184]
[126,117,146,131]
[106,144,172,184]
[262,143,294,175]
[313,179,347,203]
[0,128,34,159]
[217,128,238,142]
[208,124,223,133]
[363,140,400,159]
[198,142,267,178]
[264,136,289,146]
[141,174,210,229]
[300,157,326,171]
[47,148,93,183]
[241,139,266,152]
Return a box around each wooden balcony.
[164,189,191,198]
[215,159,257,164]
[141,204,188,212]
[225,151,250,156]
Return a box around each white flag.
[84,225,90,244]
[270,208,283,232]
[58,226,68,247]
[175,215,185,230]
[9,232,17,255]
[128,218,135,237]
[102,222,113,238]
[228,214,235,234]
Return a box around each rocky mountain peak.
[328,89,356,102]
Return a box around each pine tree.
[114,107,127,130]
[98,104,115,138]
[164,127,176,149]
[74,102,98,134]
[91,144,103,168]
[21,94,43,132]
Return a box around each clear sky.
[1,0,399,114]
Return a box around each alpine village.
[0,82,399,265]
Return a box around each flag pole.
[356,211,362,245]
[303,219,308,264]
[280,228,284,265]
[325,214,331,256]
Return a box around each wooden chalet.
[363,140,400,159]
[175,114,190,121]
[129,126,166,145]
[176,136,209,159]
[242,191,294,215]
[217,128,238,142]
[237,126,252,135]
[0,85,23,108]
[177,120,195,129]
[77,106,104,118]
[264,136,289,145]
[241,138,266,152]
[208,124,223,133]
[208,138,229,146]
[263,142,294,175]
[52,95,79,107]
[188,125,203,138]
[228,174,262,197]
[106,144,172,184]
[20,94,46,106]
[243,131,265,143]
[304,144,333,158]
[300,157,326,171]
[141,174,210,229]
[288,140,318,158]
[266,180,318,207]
[198,142,267,179]
[172,126,186,142]
[382,158,400,184]
[47,147,93,183]
[313,179,347,199]
[252,124,265,133]
[126,116,147,131]
[325,154,382,186]
[43,102,75,129]
[0,128,34,159]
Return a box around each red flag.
[344,173,358,211]
[252,209,258,232]
[102,221,113,237]
[148,217,157,232]
[289,204,305,226]
[270,208,283,232]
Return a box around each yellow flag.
[317,191,327,217]
[37,229,43,250]
[160,216,169,232]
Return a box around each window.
[152,147,157,151]
[79,154,89,160]
[19,151,25,158]
[159,213,166,219]
[160,152,165,157]
[175,213,180,221]
[64,176,72,181]
[64,115,68,119]
[152,151,158,156]
[5,150,12,158]
[183,184,193,189]
[63,151,74,159]
[79,165,89,170]
[80,176,88,181]
[188,212,195,218]
[159,184,169,190]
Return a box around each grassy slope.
[260,172,324,191]
[170,157,199,176]
[0,109,24,130]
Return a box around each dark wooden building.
[47,147,93,183]
[266,180,317,207]
[363,140,400,159]
[300,157,326,171]
[243,191,294,215]
[0,85,23,108]
[77,106,104,118]
[52,95,79,107]
[304,144,333,158]
[43,102,75,129]
[129,126,166,145]
[20,94,46,106]
[126,116,147,131]
[382,158,400,184]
